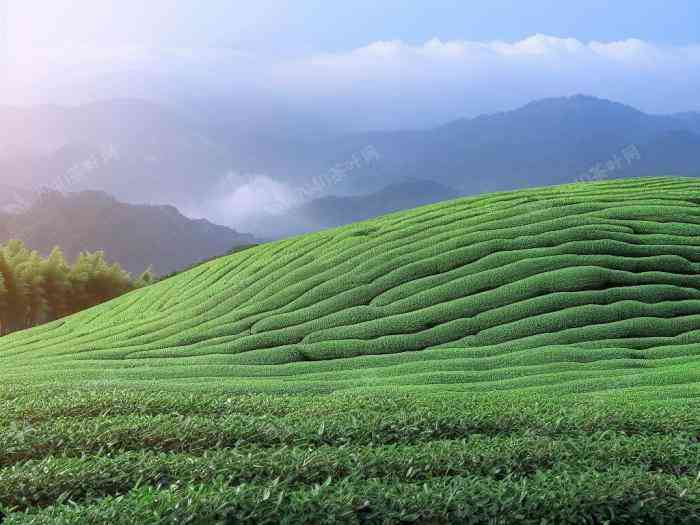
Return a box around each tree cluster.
[0,240,152,335]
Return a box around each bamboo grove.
[0,240,151,335]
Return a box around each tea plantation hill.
[5,176,700,395]
[2,177,700,524]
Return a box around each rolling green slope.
[4,176,700,397]
[3,177,700,523]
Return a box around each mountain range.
[0,191,256,276]
[1,95,699,239]
[276,180,460,235]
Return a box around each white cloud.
[283,35,700,127]
[190,172,297,228]
[4,35,700,128]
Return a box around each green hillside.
[2,177,700,523]
[5,176,700,395]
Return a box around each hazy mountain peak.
[518,94,643,114]
[0,191,256,275]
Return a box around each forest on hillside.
[0,240,151,335]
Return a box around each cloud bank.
[5,35,700,129]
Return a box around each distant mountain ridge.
[0,100,231,207]
[244,179,459,238]
[0,190,256,275]
[371,95,700,193]
[2,95,700,237]
[291,179,460,230]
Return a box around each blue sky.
[7,0,699,53]
[274,0,700,51]
[2,1,700,128]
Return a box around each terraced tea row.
[4,177,700,397]
[2,389,699,523]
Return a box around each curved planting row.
[3,177,700,396]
